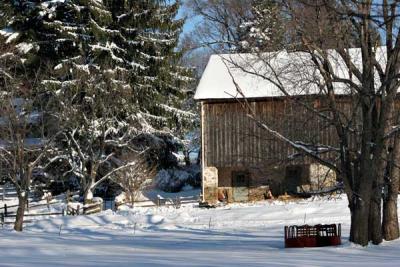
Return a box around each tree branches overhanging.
[0,0,194,231]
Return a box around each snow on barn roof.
[194,48,388,100]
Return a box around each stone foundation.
[217,187,233,203]
[203,167,218,204]
[202,164,337,203]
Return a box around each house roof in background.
[194,48,388,101]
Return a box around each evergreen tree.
[1,0,195,203]
[44,0,195,144]
[41,0,140,202]
[238,0,285,52]
[123,0,196,167]
[41,0,195,200]
[0,1,80,78]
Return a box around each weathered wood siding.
[202,97,350,169]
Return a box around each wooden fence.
[0,184,17,200]
[115,195,199,210]
[0,194,65,226]
[66,202,103,216]
[0,193,200,226]
[0,202,64,226]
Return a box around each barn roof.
[194,48,388,101]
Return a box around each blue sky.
[177,2,200,34]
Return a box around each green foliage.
[1,0,195,176]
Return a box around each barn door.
[232,171,249,202]
[284,165,303,193]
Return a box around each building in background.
[194,52,359,203]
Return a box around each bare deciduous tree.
[183,0,254,52]
[114,154,156,207]
[46,67,142,204]
[0,45,58,231]
[225,0,400,246]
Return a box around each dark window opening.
[285,165,309,193]
[232,171,250,187]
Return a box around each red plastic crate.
[284,224,341,248]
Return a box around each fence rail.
[0,194,200,227]
[0,184,17,200]
[0,203,18,210]
[115,195,199,210]
[1,210,64,227]
[67,202,102,216]
[0,194,65,227]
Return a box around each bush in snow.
[185,165,201,188]
[155,167,201,192]
[114,155,156,206]
[133,133,180,170]
[155,169,182,192]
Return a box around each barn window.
[232,171,250,187]
[286,166,302,180]
[285,165,310,193]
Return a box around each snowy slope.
[1,195,400,266]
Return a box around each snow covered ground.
[1,194,400,266]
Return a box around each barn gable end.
[199,98,339,203]
[194,50,383,203]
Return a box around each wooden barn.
[194,52,360,204]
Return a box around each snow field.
[0,195,400,266]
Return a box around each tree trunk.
[383,192,399,240]
[14,194,28,232]
[368,185,383,244]
[130,191,135,207]
[84,169,97,204]
[184,150,191,166]
[83,185,94,204]
[349,144,374,246]
[83,174,95,204]
[197,149,201,166]
[349,195,371,246]
[383,133,400,240]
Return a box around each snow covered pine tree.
[1,0,194,218]
[37,0,194,203]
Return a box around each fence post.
[26,198,29,213]
[77,205,80,216]
[4,204,7,217]
[66,190,70,204]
